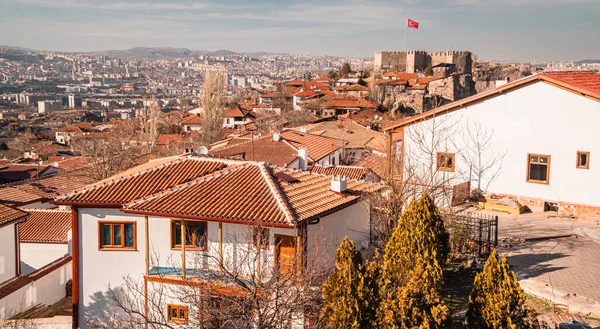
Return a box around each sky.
[0,0,598,61]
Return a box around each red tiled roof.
[383,71,600,132]
[274,167,382,221]
[209,135,299,166]
[375,79,408,86]
[261,91,292,98]
[0,172,96,206]
[123,162,381,225]
[47,156,92,170]
[181,114,203,125]
[279,130,344,162]
[310,165,368,180]
[55,158,228,205]
[313,76,334,83]
[293,89,334,98]
[543,71,600,94]
[223,107,246,117]
[124,163,296,226]
[321,98,379,109]
[19,209,71,243]
[0,204,28,227]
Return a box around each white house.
[383,71,600,215]
[0,205,72,319]
[54,155,380,328]
[19,209,71,275]
[54,126,83,145]
[181,114,203,132]
[222,107,255,128]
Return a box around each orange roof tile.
[274,167,382,221]
[124,163,295,226]
[19,209,71,243]
[55,158,228,205]
[310,165,368,180]
[543,71,600,94]
[279,130,344,162]
[0,204,28,227]
[209,135,299,166]
[123,162,381,225]
[181,114,203,125]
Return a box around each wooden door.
[275,235,297,277]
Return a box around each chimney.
[298,148,308,170]
[273,132,281,141]
[299,127,307,133]
[331,176,347,193]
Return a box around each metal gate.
[444,212,498,258]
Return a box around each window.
[167,304,188,324]
[577,151,590,169]
[99,222,136,249]
[253,227,269,249]
[171,220,207,250]
[437,152,455,172]
[527,154,551,184]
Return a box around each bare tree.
[71,122,148,180]
[87,224,333,329]
[147,94,161,153]
[453,120,506,191]
[199,71,227,146]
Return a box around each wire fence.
[445,212,498,258]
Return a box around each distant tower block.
[374,50,472,74]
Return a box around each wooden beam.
[386,131,393,180]
[180,218,186,280]
[71,207,79,329]
[218,222,223,268]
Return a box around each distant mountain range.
[0,45,285,59]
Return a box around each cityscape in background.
[1,1,600,328]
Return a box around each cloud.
[6,0,210,10]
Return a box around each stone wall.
[428,74,475,103]
[374,50,473,74]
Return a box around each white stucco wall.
[0,260,70,319]
[78,208,298,328]
[403,81,600,207]
[0,224,16,283]
[20,243,69,275]
[307,201,371,270]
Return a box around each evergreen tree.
[378,192,450,328]
[465,250,540,329]
[340,62,352,79]
[424,64,434,76]
[321,237,378,329]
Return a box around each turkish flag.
[407,18,419,29]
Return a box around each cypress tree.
[378,192,450,328]
[321,237,377,329]
[465,250,540,329]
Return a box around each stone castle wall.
[375,50,472,74]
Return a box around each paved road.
[479,211,600,317]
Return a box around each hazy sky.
[1,0,598,61]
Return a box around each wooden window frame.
[576,151,590,169]
[167,304,188,324]
[170,220,208,251]
[526,153,551,185]
[437,152,455,172]
[253,226,270,250]
[98,221,136,250]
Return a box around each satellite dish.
[322,159,330,166]
[197,146,208,155]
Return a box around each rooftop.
[19,209,71,243]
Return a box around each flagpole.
[405,26,407,52]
